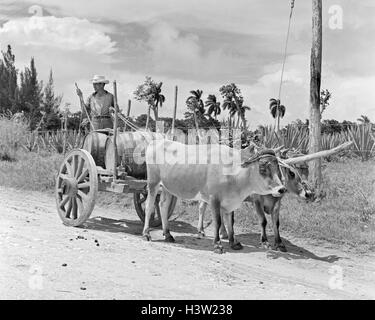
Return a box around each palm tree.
[188,90,204,112]
[222,97,237,129]
[357,115,371,124]
[133,77,165,130]
[205,94,221,120]
[237,102,251,129]
[219,83,250,130]
[186,90,205,130]
[150,81,165,122]
[269,98,286,132]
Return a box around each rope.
[278,0,295,101]
[278,158,302,182]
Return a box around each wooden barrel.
[82,131,110,168]
[105,131,164,179]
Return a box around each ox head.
[242,149,287,197]
[280,148,309,180]
[281,165,314,200]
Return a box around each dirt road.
[1,186,374,299]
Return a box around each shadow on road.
[81,216,341,262]
[236,232,341,263]
[81,216,143,236]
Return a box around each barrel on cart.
[55,129,177,228]
[104,131,164,179]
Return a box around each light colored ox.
[142,139,286,254]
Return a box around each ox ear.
[280,147,289,158]
[241,144,255,160]
[241,153,259,168]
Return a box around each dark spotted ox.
[143,139,286,254]
[197,148,313,252]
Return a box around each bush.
[0,115,29,150]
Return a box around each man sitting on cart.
[76,75,117,130]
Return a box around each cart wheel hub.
[62,178,78,197]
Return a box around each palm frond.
[279,105,286,117]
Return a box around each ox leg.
[254,200,271,249]
[271,201,287,252]
[160,188,175,243]
[197,201,208,238]
[219,211,229,239]
[142,182,159,241]
[223,211,242,250]
[210,198,224,254]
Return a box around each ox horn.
[283,141,354,165]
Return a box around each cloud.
[0,14,118,112]
[0,15,117,57]
[322,74,375,122]
[147,22,201,74]
[140,21,264,83]
[0,0,373,126]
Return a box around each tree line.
[1,46,371,134]
[133,77,251,132]
[0,45,65,131]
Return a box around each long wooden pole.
[309,0,322,188]
[124,99,131,131]
[172,85,178,134]
[75,82,95,131]
[63,112,67,155]
[127,99,131,117]
[112,81,119,181]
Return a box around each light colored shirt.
[86,90,114,117]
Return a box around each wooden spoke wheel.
[133,191,177,227]
[55,149,98,227]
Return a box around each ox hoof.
[164,234,175,243]
[275,244,287,252]
[197,231,206,239]
[261,241,272,250]
[220,233,229,240]
[213,245,224,254]
[142,234,151,242]
[230,242,243,250]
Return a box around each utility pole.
[309,0,322,188]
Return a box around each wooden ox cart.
[55,129,177,228]
[55,81,177,228]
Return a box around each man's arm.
[75,83,91,117]
[75,83,94,130]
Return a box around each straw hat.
[91,75,109,84]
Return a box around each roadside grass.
[0,150,64,191]
[279,158,375,250]
[175,158,375,251]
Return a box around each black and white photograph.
[0,0,374,303]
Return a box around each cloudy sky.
[1,0,374,128]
